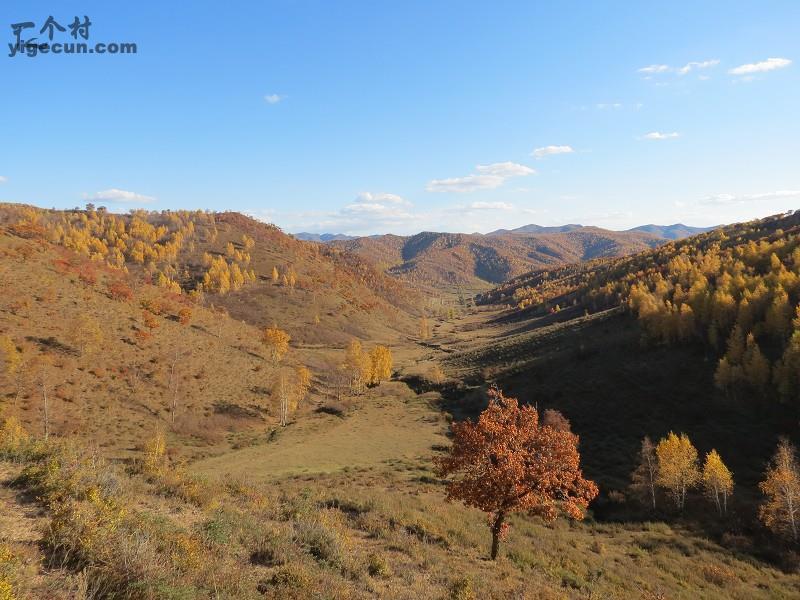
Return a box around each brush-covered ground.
[3,383,800,600]
[1,206,799,599]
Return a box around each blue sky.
[1,1,798,235]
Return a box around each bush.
[449,576,476,600]
[257,564,312,596]
[0,417,32,461]
[701,564,736,587]
[294,520,345,568]
[367,552,391,577]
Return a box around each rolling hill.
[626,223,716,239]
[330,226,669,292]
[448,210,800,501]
[2,203,799,599]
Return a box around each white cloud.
[0,176,6,183]
[264,93,284,104]
[354,192,410,206]
[83,188,156,204]
[699,190,800,206]
[676,59,720,75]
[640,131,680,141]
[426,175,505,193]
[639,59,719,76]
[728,57,791,76]
[427,162,535,193]
[638,64,671,74]
[475,162,536,177]
[468,201,514,211]
[532,145,574,159]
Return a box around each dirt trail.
[0,464,44,548]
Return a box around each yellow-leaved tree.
[272,368,294,427]
[759,439,800,542]
[0,335,22,378]
[419,316,432,340]
[368,345,393,386]
[701,449,734,516]
[262,326,290,367]
[343,339,371,394]
[295,365,312,403]
[656,432,700,510]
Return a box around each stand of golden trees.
[7,206,259,297]
[341,340,393,394]
[486,213,800,405]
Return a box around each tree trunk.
[649,479,656,511]
[490,511,505,560]
[42,381,49,441]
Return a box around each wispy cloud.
[639,64,671,74]
[426,175,505,193]
[639,59,719,76]
[475,162,536,177]
[0,176,6,183]
[354,192,410,206]
[640,131,680,141]
[427,162,535,193]
[699,190,800,206]
[83,188,156,204]
[728,57,791,76]
[468,201,514,210]
[532,145,574,159]
[264,93,284,104]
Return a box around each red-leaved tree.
[435,387,598,560]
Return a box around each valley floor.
[3,303,800,598]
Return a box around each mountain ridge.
[295,222,716,242]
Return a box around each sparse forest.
[1,205,799,599]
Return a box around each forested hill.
[478,210,800,405]
[329,227,666,292]
[0,204,421,345]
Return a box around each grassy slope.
[330,227,665,293]
[0,225,411,462]
[193,382,448,480]
[2,207,799,598]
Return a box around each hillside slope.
[0,205,424,458]
[446,210,800,510]
[331,227,665,293]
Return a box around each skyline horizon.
[10,198,798,238]
[2,2,798,236]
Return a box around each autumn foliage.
[655,432,700,511]
[262,326,291,365]
[435,387,598,559]
[759,439,800,542]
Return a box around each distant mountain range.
[293,232,357,242]
[291,223,720,291]
[625,223,716,239]
[487,224,585,235]
[297,223,715,243]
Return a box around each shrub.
[0,544,18,600]
[449,576,476,600]
[367,552,391,577]
[256,564,312,597]
[294,519,345,568]
[701,564,736,587]
[107,280,133,302]
[0,417,31,461]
